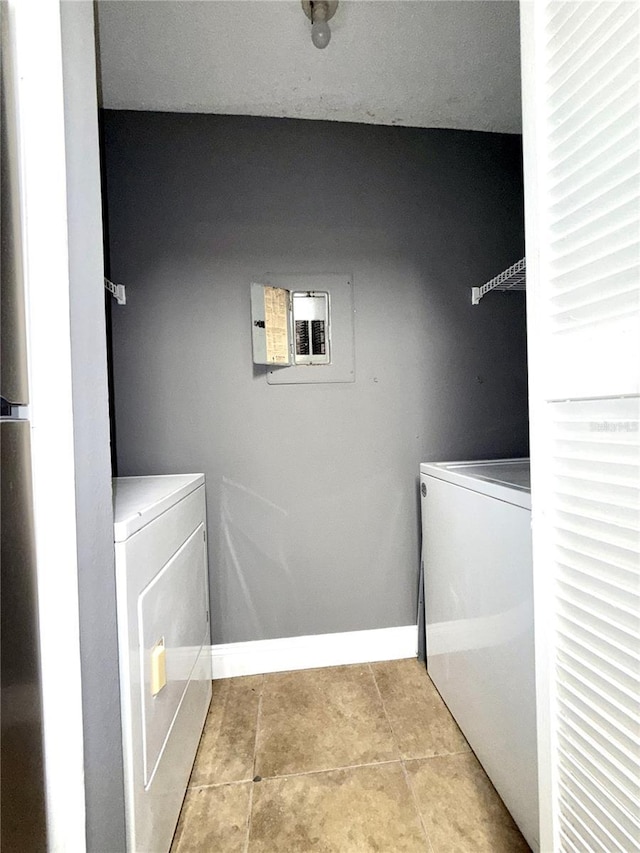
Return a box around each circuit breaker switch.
[150,638,167,696]
[311,319,326,355]
[295,320,310,355]
[292,291,331,365]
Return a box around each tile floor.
[171,659,531,852]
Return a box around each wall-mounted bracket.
[104,277,126,305]
[471,257,526,305]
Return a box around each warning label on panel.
[264,286,290,364]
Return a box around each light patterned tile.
[189,675,263,786]
[248,763,430,852]
[255,664,398,778]
[372,659,469,759]
[406,753,531,852]
[171,782,251,853]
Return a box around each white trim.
[209,625,417,679]
[520,4,557,851]
[10,2,87,849]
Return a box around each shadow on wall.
[219,475,296,640]
[217,468,422,643]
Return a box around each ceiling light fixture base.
[301,1,338,23]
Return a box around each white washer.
[113,474,212,853]
[420,459,538,852]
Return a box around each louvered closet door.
[520,2,640,852]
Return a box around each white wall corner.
[209,625,418,679]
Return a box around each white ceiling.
[96,1,522,133]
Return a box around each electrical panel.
[251,284,331,367]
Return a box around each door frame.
[9,1,87,848]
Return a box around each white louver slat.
[521,1,640,850]
[552,397,640,851]
[541,0,640,401]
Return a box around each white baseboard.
[209,625,417,680]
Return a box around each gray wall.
[61,5,126,850]
[103,112,528,645]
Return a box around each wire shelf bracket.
[471,257,526,305]
[104,277,126,306]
